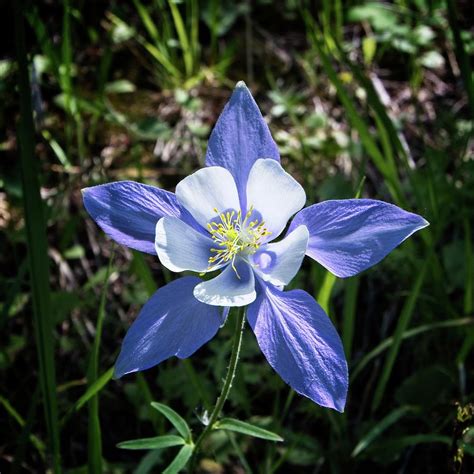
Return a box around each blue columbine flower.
[83,81,428,412]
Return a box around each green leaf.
[214,418,284,442]
[50,291,81,324]
[117,435,185,450]
[395,366,455,409]
[348,3,398,31]
[162,444,194,474]
[413,25,435,46]
[63,244,85,259]
[420,51,445,69]
[362,36,377,65]
[150,402,191,441]
[132,117,170,140]
[0,58,14,80]
[104,79,136,94]
[134,449,163,474]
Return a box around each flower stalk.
[190,306,246,471]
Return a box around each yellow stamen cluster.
[207,206,271,277]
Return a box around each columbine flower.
[83,82,428,412]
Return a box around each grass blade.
[226,432,253,473]
[41,129,72,170]
[87,251,115,474]
[131,251,157,296]
[303,11,405,205]
[457,219,474,363]
[190,0,199,69]
[60,367,114,427]
[464,218,473,315]
[12,385,42,474]
[167,0,193,77]
[14,2,61,470]
[351,406,413,457]
[445,0,474,118]
[133,373,164,434]
[365,434,451,457]
[0,392,46,460]
[336,44,412,171]
[133,0,161,45]
[352,317,474,382]
[371,252,432,412]
[78,368,114,411]
[316,271,337,315]
[342,277,359,359]
[60,0,74,114]
[107,12,181,80]
[25,6,60,77]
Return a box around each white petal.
[193,259,256,307]
[252,225,309,286]
[246,159,306,240]
[155,217,214,273]
[175,166,241,228]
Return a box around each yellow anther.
[206,205,271,276]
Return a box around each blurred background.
[2,0,474,472]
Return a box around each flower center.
[206,206,271,277]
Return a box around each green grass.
[14,1,61,470]
[87,251,115,473]
[371,249,433,412]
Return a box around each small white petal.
[155,217,214,273]
[193,259,256,307]
[246,159,306,240]
[175,166,241,228]
[253,225,309,286]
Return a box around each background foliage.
[2,0,474,472]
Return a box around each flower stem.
[190,306,246,471]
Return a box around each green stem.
[87,250,114,474]
[190,307,246,471]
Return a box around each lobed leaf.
[150,402,192,441]
[117,435,185,451]
[162,444,194,474]
[214,418,284,442]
